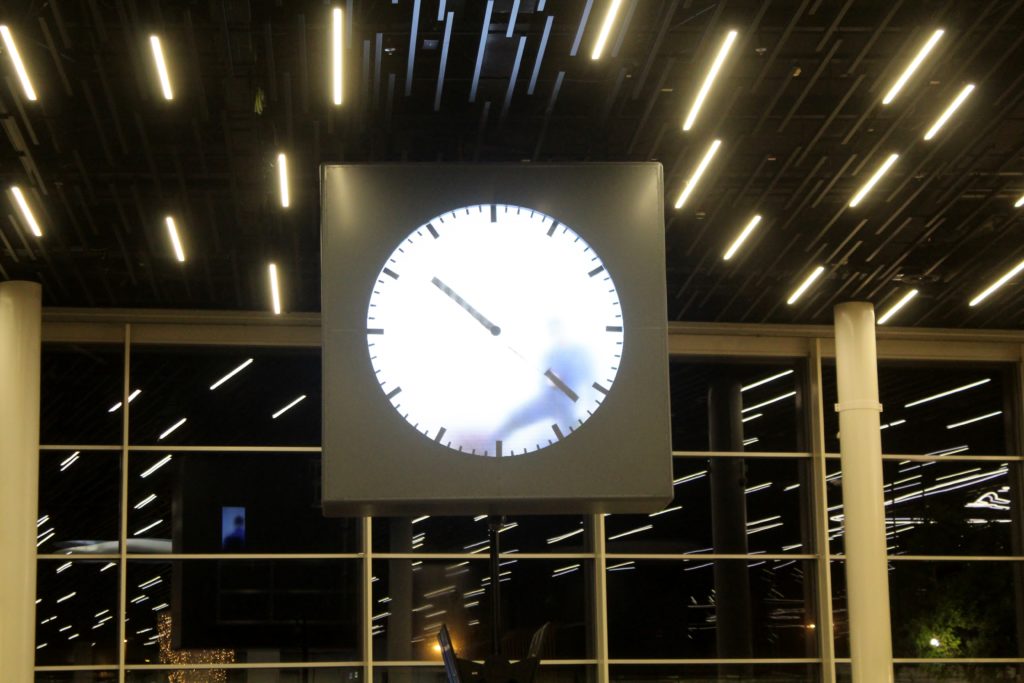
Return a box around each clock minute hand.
[431,277,502,336]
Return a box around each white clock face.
[366,204,624,457]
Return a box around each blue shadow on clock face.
[321,164,672,516]
[365,204,625,457]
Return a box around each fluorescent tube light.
[590,0,624,60]
[882,29,944,105]
[969,258,1024,306]
[1015,194,1024,208]
[277,153,289,207]
[158,418,186,440]
[923,84,974,140]
[849,154,899,207]
[149,36,174,100]
[272,394,306,419]
[0,26,37,100]
[11,186,42,236]
[674,139,721,209]
[723,214,762,260]
[904,378,990,407]
[209,358,254,390]
[165,216,185,262]
[742,391,797,413]
[269,262,282,314]
[877,288,919,324]
[947,411,1002,430]
[332,8,343,104]
[683,30,737,131]
[133,519,162,536]
[108,388,142,413]
[786,266,825,305]
[741,369,794,392]
[133,494,157,510]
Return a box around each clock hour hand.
[431,277,501,336]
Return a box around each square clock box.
[321,163,671,515]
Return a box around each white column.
[0,281,42,681]
[833,302,893,683]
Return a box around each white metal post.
[0,281,43,681]
[833,302,893,683]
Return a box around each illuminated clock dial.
[366,204,624,457]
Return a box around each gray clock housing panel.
[321,163,671,515]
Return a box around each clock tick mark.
[592,382,609,395]
[551,424,564,440]
[383,267,399,279]
[547,221,559,236]
[496,440,503,457]
[435,427,447,442]
[490,204,497,222]
[386,387,402,399]
[367,328,384,335]
[426,223,439,238]
[606,325,623,332]
[588,265,605,277]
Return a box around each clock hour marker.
[496,440,503,457]
[386,387,402,399]
[367,328,385,335]
[490,204,497,222]
[606,325,623,332]
[546,221,559,236]
[435,427,446,442]
[544,369,579,402]
[551,424,564,440]
[592,382,609,395]
[383,267,399,279]
[426,223,439,238]
[588,265,605,277]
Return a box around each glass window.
[372,559,590,661]
[124,560,361,664]
[823,460,1018,556]
[127,451,358,553]
[606,560,816,659]
[373,515,589,554]
[605,457,810,555]
[832,559,1024,658]
[35,559,119,667]
[41,344,123,445]
[373,666,593,683]
[671,360,806,453]
[36,673,116,683]
[610,663,820,680]
[38,450,120,554]
[129,346,321,446]
[126,669,363,681]
[823,362,1015,456]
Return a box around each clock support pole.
[487,515,505,657]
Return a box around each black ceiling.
[2,0,1024,328]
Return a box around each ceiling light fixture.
[923,84,974,140]
[0,26,38,101]
[741,369,794,392]
[1015,194,1024,208]
[209,358,254,390]
[723,214,762,260]
[158,418,186,440]
[947,411,1002,430]
[849,154,899,207]
[11,186,42,236]
[674,139,721,209]
[269,263,282,314]
[877,288,919,324]
[149,36,174,100]
[590,0,624,60]
[742,391,797,413]
[787,266,825,305]
[277,153,290,207]
[332,7,344,105]
[108,389,142,413]
[683,30,738,131]
[969,258,1024,307]
[165,216,185,262]
[904,379,990,408]
[882,29,944,105]
[272,394,306,419]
